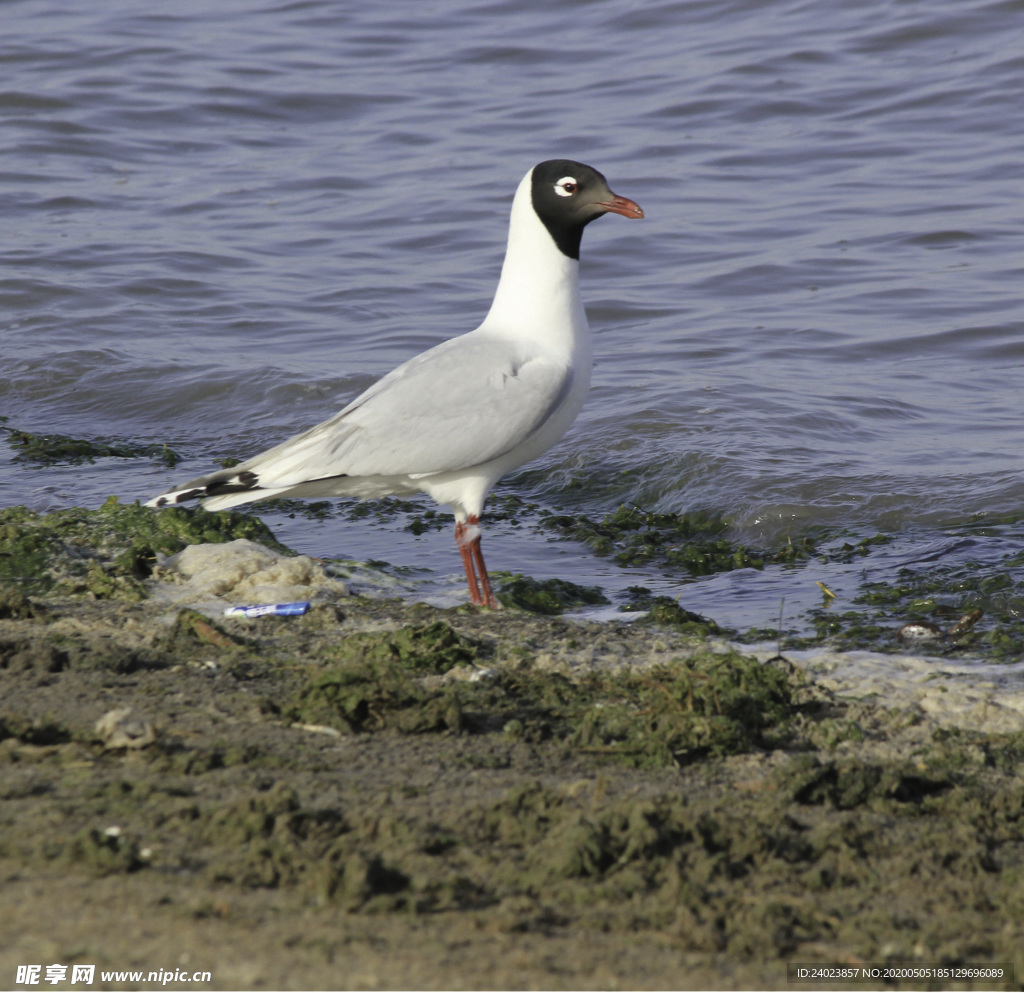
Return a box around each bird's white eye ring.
[554,177,578,197]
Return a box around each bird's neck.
[480,175,588,352]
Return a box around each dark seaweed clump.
[1,420,182,467]
[495,574,610,615]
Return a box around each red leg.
[455,519,483,604]
[470,527,499,609]
[454,516,501,609]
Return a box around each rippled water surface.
[3,0,1024,637]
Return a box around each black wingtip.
[205,470,260,498]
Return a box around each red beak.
[598,194,644,219]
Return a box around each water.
[3,0,1024,643]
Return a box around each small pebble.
[897,621,944,643]
[94,707,156,750]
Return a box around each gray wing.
[236,335,574,487]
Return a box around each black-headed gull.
[146,159,643,608]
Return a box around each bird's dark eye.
[554,176,578,197]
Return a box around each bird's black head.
[530,159,644,260]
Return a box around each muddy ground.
[1,504,1023,990]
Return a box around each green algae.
[495,574,610,614]
[0,630,151,675]
[67,743,1021,964]
[539,505,822,575]
[63,827,145,876]
[0,585,47,621]
[199,782,304,847]
[287,627,798,767]
[0,497,290,597]
[791,552,1024,657]
[256,488,1024,658]
[288,658,464,735]
[445,743,1024,962]
[326,620,480,674]
[2,420,182,467]
[781,755,953,810]
[641,601,719,636]
[568,653,795,766]
[14,751,1021,967]
[620,587,722,636]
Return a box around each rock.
[94,707,156,750]
[160,538,347,605]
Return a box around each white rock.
[95,707,156,749]
[158,538,347,606]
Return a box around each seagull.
[145,159,643,608]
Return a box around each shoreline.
[1,503,1022,989]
